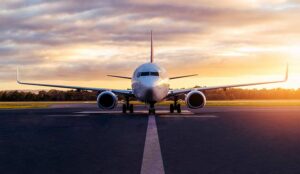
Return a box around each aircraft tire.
[149,108,155,115]
[170,104,174,113]
[176,104,181,113]
[122,104,127,114]
[129,104,134,113]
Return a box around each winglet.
[150,30,153,63]
[16,67,24,84]
[16,67,21,84]
[285,63,289,81]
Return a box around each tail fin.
[150,30,153,63]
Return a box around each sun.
[285,44,300,60]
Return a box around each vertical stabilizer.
[150,30,153,63]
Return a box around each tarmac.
[0,104,300,174]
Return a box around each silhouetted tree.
[0,88,300,101]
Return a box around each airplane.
[17,31,289,114]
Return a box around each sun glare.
[287,45,300,60]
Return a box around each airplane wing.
[17,69,133,96]
[168,65,288,97]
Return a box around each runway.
[0,104,300,174]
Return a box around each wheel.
[176,104,181,113]
[122,104,127,114]
[148,108,156,115]
[170,104,174,113]
[129,104,134,113]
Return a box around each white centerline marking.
[141,115,165,174]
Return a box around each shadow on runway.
[68,109,220,118]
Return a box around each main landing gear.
[170,97,181,113]
[122,97,134,114]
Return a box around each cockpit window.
[140,72,149,76]
[138,72,159,77]
[150,72,159,76]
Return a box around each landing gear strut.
[170,97,181,113]
[122,97,134,114]
[149,102,156,115]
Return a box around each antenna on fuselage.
[150,30,153,63]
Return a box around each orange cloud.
[0,0,299,90]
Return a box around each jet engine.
[97,91,118,110]
[185,91,206,109]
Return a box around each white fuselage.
[132,63,169,103]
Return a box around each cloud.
[0,0,299,89]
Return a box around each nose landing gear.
[149,102,156,115]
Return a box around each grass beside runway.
[206,100,300,107]
[0,101,95,109]
[1,100,300,109]
[137,100,300,107]
[0,102,50,109]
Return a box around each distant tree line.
[0,90,98,101]
[0,88,300,101]
[204,88,300,100]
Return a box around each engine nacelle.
[97,91,118,110]
[185,91,206,109]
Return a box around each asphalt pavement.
[0,104,300,174]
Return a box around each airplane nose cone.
[134,77,169,103]
[139,78,161,102]
[144,89,154,101]
[142,79,158,88]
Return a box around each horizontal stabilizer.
[170,74,198,80]
[107,75,132,80]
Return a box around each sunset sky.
[0,0,300,90]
